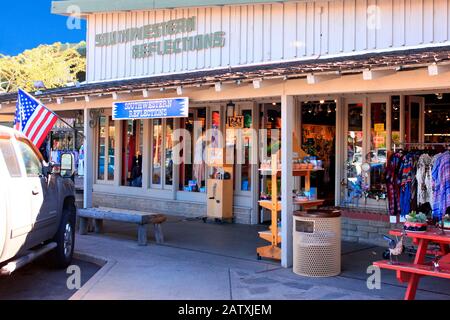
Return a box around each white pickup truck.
[0,125,76,274]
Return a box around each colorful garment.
[416,153,432,206]
[399,153,414,217]
[385,152,402,217]
[432,151,450,220]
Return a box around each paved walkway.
[72,218,450,300]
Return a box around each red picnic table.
[373,228,450,300]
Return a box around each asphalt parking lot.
[0,257,100,300]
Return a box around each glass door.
[405,96,425,144]
[341,100,364,207]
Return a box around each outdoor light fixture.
[327,105,331,113]
[112,92,118,100]
[142,89,149,98]
[436,93,443,100]
[226,100,236,117]
[320,99,325,104]
[177,86,183,95]
[253,79,262,89]
[160,88,165,92]
[56,97,63,105]
[84,95,90,102]
[215,82,222,92]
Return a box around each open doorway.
[300,100,336,205]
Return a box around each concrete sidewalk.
[71,218,450,300]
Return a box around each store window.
[179,108,206,192]
[122,120,143,187]
[391,96,401,146]
[346,103,363,185]
[240,109,253,191]
[165,119,174,186]
[108,120,115,181]
[97,116,115,182]
[97,116,106,180]
[152,119,163,186]
[369,102,387,192]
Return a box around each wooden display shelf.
[258,230,282,243]
[257,152,325,262]
[259,199,325,211]
[258,200,281,211]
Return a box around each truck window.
[17,141,42,177]
[0,139,22,178]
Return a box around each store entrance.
[300,100,336,205]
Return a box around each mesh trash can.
[293,209,341,277]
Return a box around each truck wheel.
[49,203,76,268]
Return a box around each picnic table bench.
[373,228,450,300]
[77,207,167,246]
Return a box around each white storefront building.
[1,0,450,267]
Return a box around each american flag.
[14,89,58,148]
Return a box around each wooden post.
[281,95,294,268]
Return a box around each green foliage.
[0,42,86,93]
[406,211,427,223]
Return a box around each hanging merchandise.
[386,143,450,221]
[431,151,450,220]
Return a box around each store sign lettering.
[113,97,189,120]
[94,16,226,59]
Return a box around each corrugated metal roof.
[1,45,449,103]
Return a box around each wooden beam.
[362,69,396,80]
[428,63,450,76]
[306,73,340,84]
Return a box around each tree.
[0,41,86,93]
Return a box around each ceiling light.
[320,99,325,104]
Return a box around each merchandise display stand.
[205,164,234,223]
[257,153,325,261]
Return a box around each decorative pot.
[404,221,427,232]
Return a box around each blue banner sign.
[112,97,189,120]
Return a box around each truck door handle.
[32,188,40,195]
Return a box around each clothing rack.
[393,142,450,152]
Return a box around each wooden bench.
[77,207,167,246]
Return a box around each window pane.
[18,141,42,177]
[241,109,252,191]
[370,103,387,192]
[152,119,162,185]
[344,103,363,205]
[179,108,206,192]
[391,96,401,146]
[122,120,143,187]
[165,119,174,186]
[97,116,106,180]
[0,139,21,177]
[107,117,115,181]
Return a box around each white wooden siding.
[86,0,450,82]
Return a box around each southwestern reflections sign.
[113,98,189,120]
[95,16,226,59]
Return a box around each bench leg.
[79,217,88,235]
[137,224,148,246]
[154,224,164,244]
[94,219,104,233]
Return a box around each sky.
[0,0,86,56]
